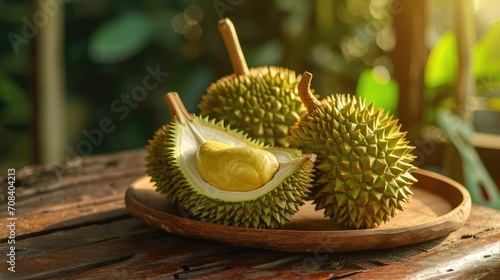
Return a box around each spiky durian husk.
[145,122,179,203]
[289,94,417,229]
[198,66,307,147]
[146,115,315,229]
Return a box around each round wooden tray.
[125,169,471,252]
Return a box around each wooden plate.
[125,169,471,252]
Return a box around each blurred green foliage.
[1,0,499,170]
[88,11,156,64]
[1,0,32,170]
[474,20,500,99]
[423,19,500,124]
[0,0,394,169]
[356,67,398,116]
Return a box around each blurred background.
[1,0,499,205]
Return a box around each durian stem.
[298,72,321,112]
[163,92,192,123]
[163,92,206,144]
[218,18,249,75]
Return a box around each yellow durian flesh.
[196,141,279,192]
[146,92,316,228]
[173,113,310,202]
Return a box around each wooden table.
[1,149,499,279]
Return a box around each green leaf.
[424,32,458,88]
[355,68,399,116]
[474,20,500,78]
[89,12,155,63]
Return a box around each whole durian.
[198,18,308,147]
[146,92,316,229]
[289,72,418,229]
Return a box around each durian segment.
[196,141,280,192]
[186,151,314,228]
[146,92,316,229]
[166,114,313,202]
[199,66,307,147]
[289,72,418,229]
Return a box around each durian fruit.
[146,92,316,229]
[198,18,308,147]
[289,72,418,229]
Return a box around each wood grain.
[0,149,146,238]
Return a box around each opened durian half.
[198,18,308,147]
[146,92,316,229]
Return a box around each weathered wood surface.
[1,148,499,279]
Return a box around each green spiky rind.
[145,121,179,203]
[289,94,418,229]
[181,150,315,229]
[146,115,315,229]
[199,66,307,147]
[145,115,263,203]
